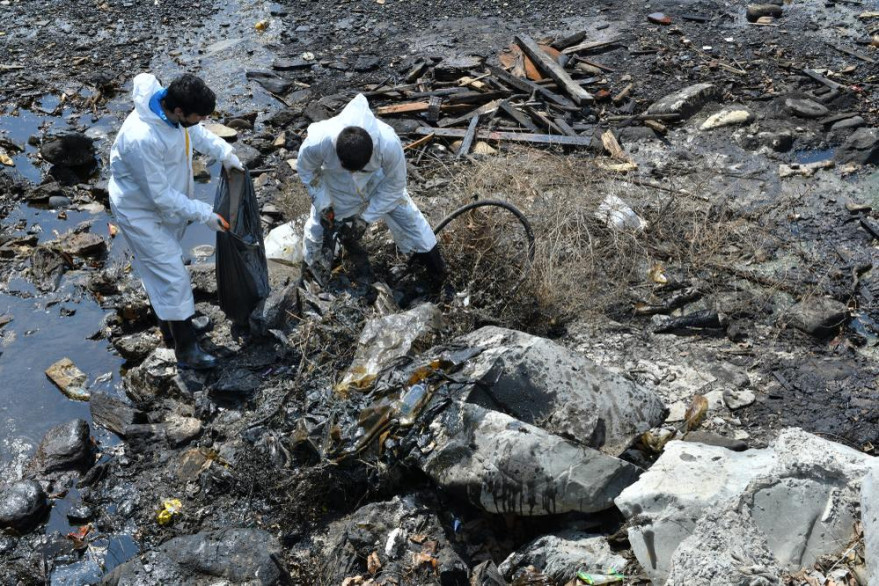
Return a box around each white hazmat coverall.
[297,94,437,265]
[108,73,234,321]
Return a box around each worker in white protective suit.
[109,73,244,370]
[297,94,447,290]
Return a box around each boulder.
[499,530,626,584]
[785,97,829,119]
[615,429,872,585]
[232,142,262,169]
[105,528,281,585]
[646,83,718,119]
[835,127,879,165]
[90,393,144,436]
[418,401,640,515]
[863,462,879,586]
[455,326,667,455]
[53,232,107,257]
[666,502,782,586]
[32,419,92,474]
[0,480,49,532]
[782,297,848,337]
[40,133,96,167]
[316,494,467,584]
[831,116,865,131]
[740,130,793,153]
[338,303,444,391]
[112,331,160,361]
[700,109,753,131]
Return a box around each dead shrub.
[422,147,778,331]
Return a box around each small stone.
[830,116,865,131]
[784,97,829,119]
[40,133,96,167]
[723,389,756,410]
[835,127,879,165]
[783,297,849,337]
[48,195,72,208]
[203,123,237,140]
[746,4,783,22]
[67,504,94,523]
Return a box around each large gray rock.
[40,133,96,167]
[615,429,872,585]
[105,528,281,585]
[456,326,667,455]
[863,462,879,586]
[782,297,848,337]
[419,402,640,515]
[0,480,49,532]
[32,419,92,474]
[836,127,879,165]
[499,530,626,584]
[646,83,718,119]
[316,494,467,584]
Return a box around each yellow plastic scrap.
[156,498,183,525]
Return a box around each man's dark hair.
[336,126,373,171]
[163,74,216,116]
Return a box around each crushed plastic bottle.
[397,383,429,426]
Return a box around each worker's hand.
[222,153,244,172]
[338,216,367,243]
[205,213,230,232]
[319,206,335,230]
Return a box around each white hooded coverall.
[108,73,234,321]
[297,94,437,265]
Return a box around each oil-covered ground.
[1,0,878,584]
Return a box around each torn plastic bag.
[213,168,270,326]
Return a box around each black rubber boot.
[157,320,174,347]
[169,319,218,370]
[413,245,454,301]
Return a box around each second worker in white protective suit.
[297,94,448,291]
[109,72,244,370]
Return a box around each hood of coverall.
[331,94,382,173]
[131,73,165,125]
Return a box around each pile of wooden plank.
[362,33,677,157]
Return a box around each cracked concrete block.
[615,429,871,585]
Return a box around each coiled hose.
[432,199,536,296]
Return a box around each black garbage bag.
[214,168,270,326]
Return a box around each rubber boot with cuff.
[413,245,454,301]
[169,319,218,370]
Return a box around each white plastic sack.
[264,219,305,266]
[596,194,648,231]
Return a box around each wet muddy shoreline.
[1,0,878,584]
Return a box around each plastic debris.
[684,395,709,431]
[264,221,304,266]
[45,358,90,401]
[596,195,648,231]
[66,524,92,550]
[577,568,624,584]
[156,498,183,525]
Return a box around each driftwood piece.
[551,30,588,50]
[801,68,844,91]
[457,115,480,159]
[515,34,594,105]
[486,64,577,109]
[498,100,541,132]
[612,83,634,104]
[403,133,435,151]
[375,101,431,115]
[90,393,144,437]
[553,117,579,137]
[560,38,622,55]
[415,126,593,147]
[427,96,442,123]
[437,99,502,128]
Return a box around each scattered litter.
[45,358,89,401]
[156,498,183,525]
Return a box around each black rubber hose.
[432,199,536,295]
